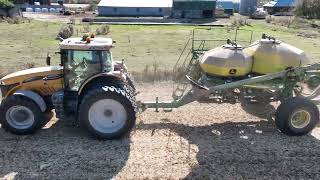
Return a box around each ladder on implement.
[172,38,207,100]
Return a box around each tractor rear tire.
[0,95,47,135]
[126,73,136,92]
[79,86,136,140]
[275,97,319,136]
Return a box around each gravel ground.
[0,82,320,179]
[22,12,96,23]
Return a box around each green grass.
[0,20,320,75]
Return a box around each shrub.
[69,18,76,25]
[265,16,313,29]
[82,24,91,33]
[131,63,176,82]
[0,16,29,24]
[265,16,272,23]
[57,24,74,39]
[23,62,35,69]
[0,69,6,78]
[96,25,110,35]
[0,61,35,79]
[6,16,23,24]
[231,17,251,27]
[89,1,97,11]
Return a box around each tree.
[294,0,320,19]
[258,0,269,5]
[0,0,14,9]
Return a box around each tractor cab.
[52,35,134,122]
[59,36,115,91]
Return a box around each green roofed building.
[172,0,217,18]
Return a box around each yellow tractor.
[0,35,137,140]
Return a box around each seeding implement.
[141,28,320,136]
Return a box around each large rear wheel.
[0,95,47,135]
[275,97,319,136]
[79,86,136,140]
[126,73,136,93]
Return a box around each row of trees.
[294,0,320,19]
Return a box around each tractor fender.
[13,90,47,112]
[78,73,126,95]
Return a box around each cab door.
[63,50,102,91]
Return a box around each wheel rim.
[290,109,311,129]
[6,106,35,129]
[88,99,127,134]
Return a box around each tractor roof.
[60,37,113,51]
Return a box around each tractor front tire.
[0,95,47,135]
[275,97,319,136]
[79,86,136,140]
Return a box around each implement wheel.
[0,95,48,135]
[79,86,136,140]
[275,97,319,136]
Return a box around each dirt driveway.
[0,83,320,179]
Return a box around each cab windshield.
[63,50,113,91]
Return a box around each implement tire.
[79,86,136,140]
[0,95,46,135]
[275,97,319,136]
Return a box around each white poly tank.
[26,8,33,12]
[56,8,64,13]
[42,8,48,13]
[49,8,56,13]
[35,8,41,13]
[246,38,309,74]
[200,44,253,77]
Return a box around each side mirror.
[46,55,51,66]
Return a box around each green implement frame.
[140,63,320,112]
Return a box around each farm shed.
[172,0,217,19]
[263,0,296,14]
[97,0,173,17]
[216,0,234,15]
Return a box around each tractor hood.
[0,66,63,85]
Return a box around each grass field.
[1,19,320,76]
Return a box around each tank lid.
[222,44,243,50]
[260,39,281,44]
